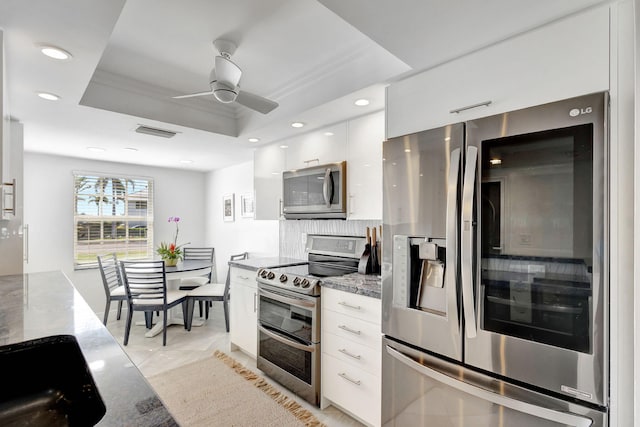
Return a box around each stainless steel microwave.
[282,161,347,219]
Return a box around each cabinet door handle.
[238,275,250,280]
[338,301,361,310]
[338,324,361,335]
[449,100,492,114]
[253,292,257,313]
[339,348,361,360]
[338,372,361,386]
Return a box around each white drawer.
[322,287,381,324]
[323,331,381,377]
[323,310,381,350]
[230,267,256,288]
[322,353,380,427]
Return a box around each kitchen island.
[0,272,177,426]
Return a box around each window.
[74,173,154,269]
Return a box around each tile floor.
[105,305,364,427]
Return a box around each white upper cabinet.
[254,143,285,220]
[254,112,384,220]
[347,111,384,220]
[386,6,610,138]
[284,122,347,170]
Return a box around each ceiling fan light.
[212,81,238,103]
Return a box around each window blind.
[73,173,154,269]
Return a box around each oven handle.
[258,286,316,309]
[258,325,316,353]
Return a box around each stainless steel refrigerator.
[382,92,608,426]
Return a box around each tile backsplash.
[280,219,381,259]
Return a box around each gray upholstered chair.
[120,260,188,346]
[185,252,248,332]
[97,253,127,325]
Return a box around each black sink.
[0,335,106,426]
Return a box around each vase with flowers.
[157,216,189,267]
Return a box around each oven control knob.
[279,274,288,283]
[301,278,310,288]
[259,269,268,278]
[293,277,301,286]
[267,271,276,280]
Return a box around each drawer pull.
[338,324,361,335]
[338,372,361,386]
[338,301,361,310]
[238,275,250,280]
[339,348,361,360]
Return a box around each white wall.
[23,152,206,313]
[204,160,279,281]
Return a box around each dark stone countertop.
[320,272,382,299]
[0,272,177,427]
[228,256,307,271]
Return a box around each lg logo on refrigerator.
[569,106,592,117]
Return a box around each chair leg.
[103,300,111,325]
[205,301,210,319]
[116,300,123,320]
[144,311,153,329]
[198,301,203,318]
[162,309,168,346]
[184,300,192,331]
[124,305,133,346]
[223,300,230,332]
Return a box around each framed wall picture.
[223,194,234,222]
[240,193,255,218]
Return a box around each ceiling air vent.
[135,125,178,138]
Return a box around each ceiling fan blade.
[235,90,279,114]
[215,56,242,87]
[172,90,214,99]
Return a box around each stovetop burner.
[256,264,321,296]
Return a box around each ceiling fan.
[172,39,279,114]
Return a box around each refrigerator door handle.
[445,148,461,337]
[461,146,478,338]
[385,344,593,427]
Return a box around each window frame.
[73,171,154,270]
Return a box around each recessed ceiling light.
[271,172,280,175]
[123,147,138,152]
[180,160,194,164]
[324,132,334,136]
[248,137,260,143]
[37,92,60,101]
[404,148,411,153]
[87,147,105,153]
[354,98,370,106]
[38,45,72,60]
[291,122,305,128]
[279,145,289,149]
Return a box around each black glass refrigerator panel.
[480,124,594,353]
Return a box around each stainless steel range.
[256,234,365,407]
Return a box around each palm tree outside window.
[73,173,154,269]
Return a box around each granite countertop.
[320,272,381,299]
[0,272,176,426]
[229,256,307,271]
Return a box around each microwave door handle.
[461,146,478,338]
[445,148,461,340]
[385,345,593,427]
[322,167,333,207]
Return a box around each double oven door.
[256,283,320,406]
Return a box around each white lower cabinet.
[322,287,381,426]
[229,267,258,358]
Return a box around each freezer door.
[463,92,608,407]
[382,124,464,361]
[382,337,606,427]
